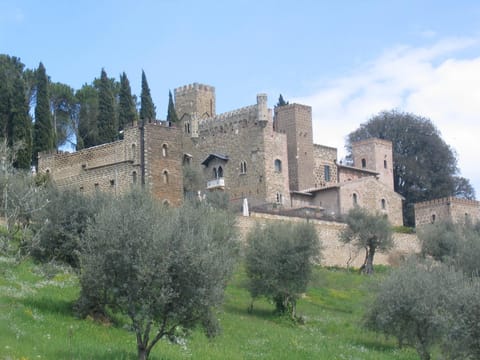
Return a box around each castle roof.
[201,153,229,166]
[337,164,379,175]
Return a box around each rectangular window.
[324,165,331,182]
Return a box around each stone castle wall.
[183,99,290,205]
[38,124,183,205]
[237,212,419,267]
[415,197,480,226]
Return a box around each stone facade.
[39,82,405,225]
[38,123,183,206]
[414,197,480,226]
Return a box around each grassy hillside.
[0,257,418,359]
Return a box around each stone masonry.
[414,197,480,226]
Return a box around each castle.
[39,83,405,226]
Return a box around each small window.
[353,193,358,205]
[240,161,247,174]
[213,167,218,179]
[276,192,283,204]
[218,166,223,178]
[324,165,331,182]
[163,199,170,207]
[132,144,136,161]
[274,159,282,172]
[132,171,137,184]
[110,179,115,187]
[431,214,436,223]
[79,186,84,192]
[162,144,168,157]
[384,159,387,169]
[381,198,386,210]
[163,170,169,184]
[94,183,99,189]
[361,159,366,168]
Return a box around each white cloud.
[294,37,480,197]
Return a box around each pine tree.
[9,75,32,169]
[166,90,178,124]
[96,68,117,144]
[76,84,99,149]
[140,70,156,124]
[33,62,54,167]
[118,72,137,131]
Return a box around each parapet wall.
[237,212,419,267]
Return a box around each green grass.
[0,257,418,360]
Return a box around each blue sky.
[2,0,480,196]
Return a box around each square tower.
[274,104,314,191]
[351,138,394,190]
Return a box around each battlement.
[352,137,392,148]
[174,82,215,94]
[415,197,480,209]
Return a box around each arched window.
[384,159,387,169]
[163,170,169,184]
[132,171,137,184]
[240,161,247,174]
[361,159,366,168]
[274,159,282,173]
[431,214,436,223]
[163,199,170,207]
[276,192,283,204]
[213,167,218,179]
[162,144,168,157]
[218,166,223,178]
[381,198,386,209]
[353,193,358,205]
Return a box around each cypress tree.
[166,90,178,124]
[10,75,32,169]
[275,94,288,108]
[118,72,137,131]
[33,62,54,167]
[96,68,117,144]
[140,70,156,124]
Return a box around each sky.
[2,0,480,196]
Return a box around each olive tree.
[364,260,459,360]
[245,221,320,319]
[77,191,239,360]
[340,207,393,274]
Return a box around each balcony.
[207,178,225,189]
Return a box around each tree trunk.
[137,343,150,360]
[363,247,375,275]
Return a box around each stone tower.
[352,138,394,190]
[174,83,216,138]
[274,104,314,191]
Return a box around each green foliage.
[419,221,460,262]
[76,84,99,149]
[392,225,415,234]
[49,82,76,148]
[96,69,117,144]
[245,221,321,319]
[140,70,156,124]
[166,90,178,124]
[30,188,107,268]
[364,259,460,360]
[340,207,393,274]
[33,62,54,167]
[443,276,480,359]
[118,72,137,131]
[77,192,239,360]
[420,220,480,277]
[0,54,32,169]
[275,94,288,107]
[347,110,474,226]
